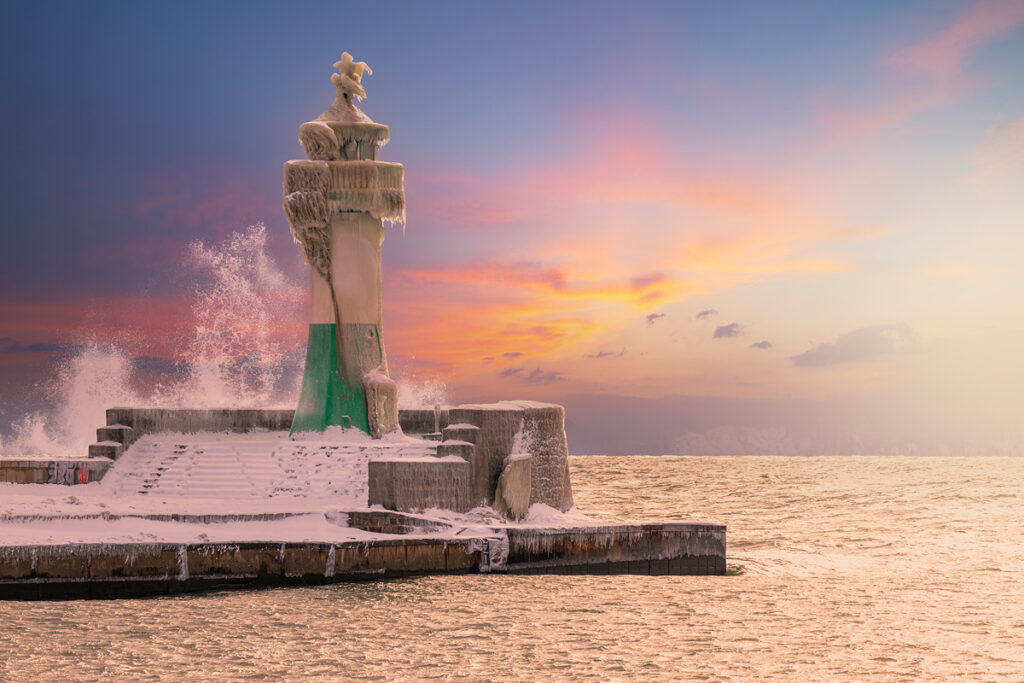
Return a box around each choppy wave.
[1,456,1022,680]
[0,224,448,458]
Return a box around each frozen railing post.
[283,52,405,438]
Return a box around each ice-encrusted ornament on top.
[285,53,404,281]
[283,52,404,438]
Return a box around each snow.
[0,514,383,545]
[522,503,597,527]
[0,430,595,546]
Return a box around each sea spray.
[0,223,449,456]
[0,224,306,457]
[180,223,305,408]
[396,378,449,410]
[0,345,139,457]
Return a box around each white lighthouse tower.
[282,53,404,437]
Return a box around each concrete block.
[104,408,295,438]
[0,553,35,580]
[396,542,448,572]
[367,458,470,513]
[344,510,450,535]
[88,442,123,460]
[34,551,90,579]
[448,401,574,511]
[334,545,376,573]
[334,542,445,575]
[187,545,283,576]
[398,408,450,435]
[97,425,134,446]
[283,545,330,576]
[444,542,478,571]
[436,440,474,461]
[47,458,112,485]
[441,423,480,445]
[89,547,179,578]
[493,454,532,520]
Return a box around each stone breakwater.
[0,406,726,599]
[0,515,726,600]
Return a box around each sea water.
[1,455,1022,681]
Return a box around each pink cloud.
[816,0,1024,144]
[411,109,829,243]
[133,164,280,236]
[885,0,1024,80]
[815,81,973,143]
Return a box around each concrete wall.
[0,458,112,485]
[103,407,447,439]
[367,458,471,513]
[398,408,450,435]
[0,538,479,600]
[105,408,296,436]
[0,519,727,599]
[448,402,574,512]
[503,522,726,574]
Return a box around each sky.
[1,0,1023,454]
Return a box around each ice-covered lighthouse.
[282,53,404,438]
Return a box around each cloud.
[630,273,667,290]
[884,0,1024,80]
[791,324,916,367]
[134,164,280,235]
[713,323,742,339]
[695,309,718,320]
[499,367,523,377]
[970,116,1024,193]
[131,355,189,374]
[1,341,68,354]
[646,313,666,326]
[385,111,855,386]
[502,351,523,358]
[749,341,773,350]
[585,347,626,359]
[384,258,678,371]
[384,354,451,375]
[816,0,1024,144]
[526,368,566,384]
[482,356,494,362]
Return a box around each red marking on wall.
[77,469,89,484]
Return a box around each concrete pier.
[0,514,726,600]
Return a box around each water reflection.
[1,456,1022,680]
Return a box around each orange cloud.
[388,111,857,384]
[384,261,641,376]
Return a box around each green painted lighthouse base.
[290,323,369,435]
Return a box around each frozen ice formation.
[283,52,404,438]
